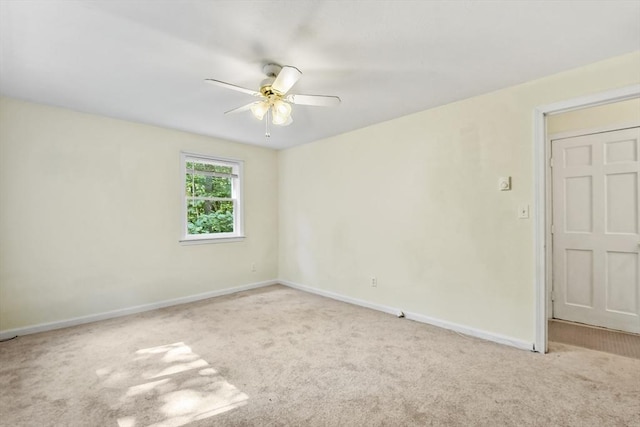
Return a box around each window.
[181,152,243,242]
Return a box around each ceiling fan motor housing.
[259,77,277,96]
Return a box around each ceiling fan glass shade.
[271,99,292,125]
[250,101,270,120]
[280,116,293,126]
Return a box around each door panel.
[565,249,593,307]
[606,251,637,315]
[552,127,640,333]
[565,144,592,166]
[605,138,637,163]
[605,172,637,233]
[565,176,593,232]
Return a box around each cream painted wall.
[278,52,640,343]
[547,97,640,135]
[2,52,638,341]
[0,97,278,331]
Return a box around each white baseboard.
[402,311,534,351]
[280,279,535,352]
[2,279,535,352]
[280,279,403,316]
[0,279,278,341]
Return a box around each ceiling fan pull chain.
[265,108,271,138]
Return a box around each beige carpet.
[549,319,640,360]
[1,285,639,426]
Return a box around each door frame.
[533,84,640,353]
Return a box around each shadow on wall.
[96,342,248,427]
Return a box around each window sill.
[179,235,245,245]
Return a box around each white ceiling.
[1,1,639,149]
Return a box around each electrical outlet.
[251,263,256,272]
[371,276,377,287]
[518,204,529,219]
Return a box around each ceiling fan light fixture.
[280,116,293,126]
[271,99,292,125]
[271,112,289,125]
[250,101,269,120]
[273,99,291,123]
[207,62,339,136]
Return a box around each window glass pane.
[186,199,235,235]
[186,174,232,198]
[186,161,233,175]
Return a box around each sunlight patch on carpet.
[96,342,248,427]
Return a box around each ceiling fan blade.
[205,79,260,97]
[286,94,341,107]
[271,66,302,95]
[224,101,261,115]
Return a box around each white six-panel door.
[552,127,640,334]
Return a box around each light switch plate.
[498,176,511,191]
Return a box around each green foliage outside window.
[186,162,235,234]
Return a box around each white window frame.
[180,152,244,244]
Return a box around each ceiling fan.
[205,63,340,137]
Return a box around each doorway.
[533,85,640,353]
